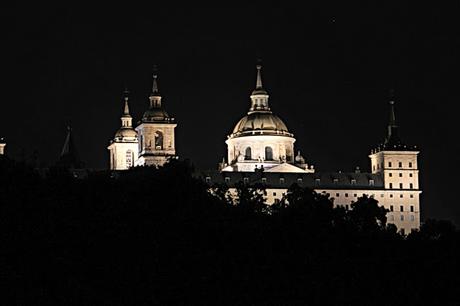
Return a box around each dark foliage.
[1,156,459,305]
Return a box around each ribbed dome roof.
[142,107,171,122]
[230,111,292,138]
[115,127,137,138]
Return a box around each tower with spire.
[108,89,139,170]
[368,95,421,231]
[135,71,177,167]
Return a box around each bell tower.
[108,89,139,170]
[135,71,177,167]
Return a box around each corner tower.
[223,64,313,173]
[369,97,421,230]
[108,89,139,170]
[135,72,177,167]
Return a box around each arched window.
[155,131,163,150]
[244,147,252,160]
[126,150,133,168]
[265,146,273,161]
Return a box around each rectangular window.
[399,183,403,189]
[205,176,211,183]
[410,215,415,221]
[280,178,285,184]
[400,205,404,212]
[389,162,392,167]
[345,193,348,197]
[336,193,340,197]
[409,173,413,177]
[333,178,338,184]
[373,165,376,171]
[369,179,374,186]
[401,215,404,221]
[400,194,403,198]
[315,178,321,185]
[389,183,393,189]
[354,194,357,197]
[225,177,230,183]
[297,178,303,183]
[389,173,393,177]
[389,215,394,221]
[351,179,356,185]
[273,192,276,196]
[261,177,267,183]
[410,194,414,198]
[243,177,249,183]
[399,173,403,177]
[410,183,413,189]
[399,162,402,168]
[390,194,393,198]
[390,205,394,212]
[401,228,405,235]
[410,206,414,212]
[381,194,384,198]
[345,205,349,210]
[409,162,413,168]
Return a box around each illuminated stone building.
[206,65,421,234]
[108,73,177,170]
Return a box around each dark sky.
[2,4,459,224]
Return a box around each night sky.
[2,4,459,224]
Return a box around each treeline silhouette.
[1,156,459,305]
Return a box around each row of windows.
[374,161,414,171]
[388,172,414,178]
[388,214,416,222]
[218,177,377,186]
[389,205,415,212]
[244,146,273,161]
[389,183,414,189]
[333,193,415,199]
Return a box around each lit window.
[410,206,414,212]
[126,150,133,168]
[369,179,374,186]
[315,178,321,185]
[333,178,338,184]
[390,205,394,212]
[399,183,403,189]
[297,178,303,183]
[399,173,403,177]
[410,183,413,189]
[351,179,356,185]
[400,206,404,212]
[398,162,402,168]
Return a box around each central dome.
[230,111,292,138]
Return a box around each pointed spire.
[256,64,263,89]
[384,90,402,147]
[150,65,160,96]
[58,126,82,168]
[123,88,130,116]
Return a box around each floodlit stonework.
[209,65,422,234]
[0,138,6,155]
[108,73,177,169]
